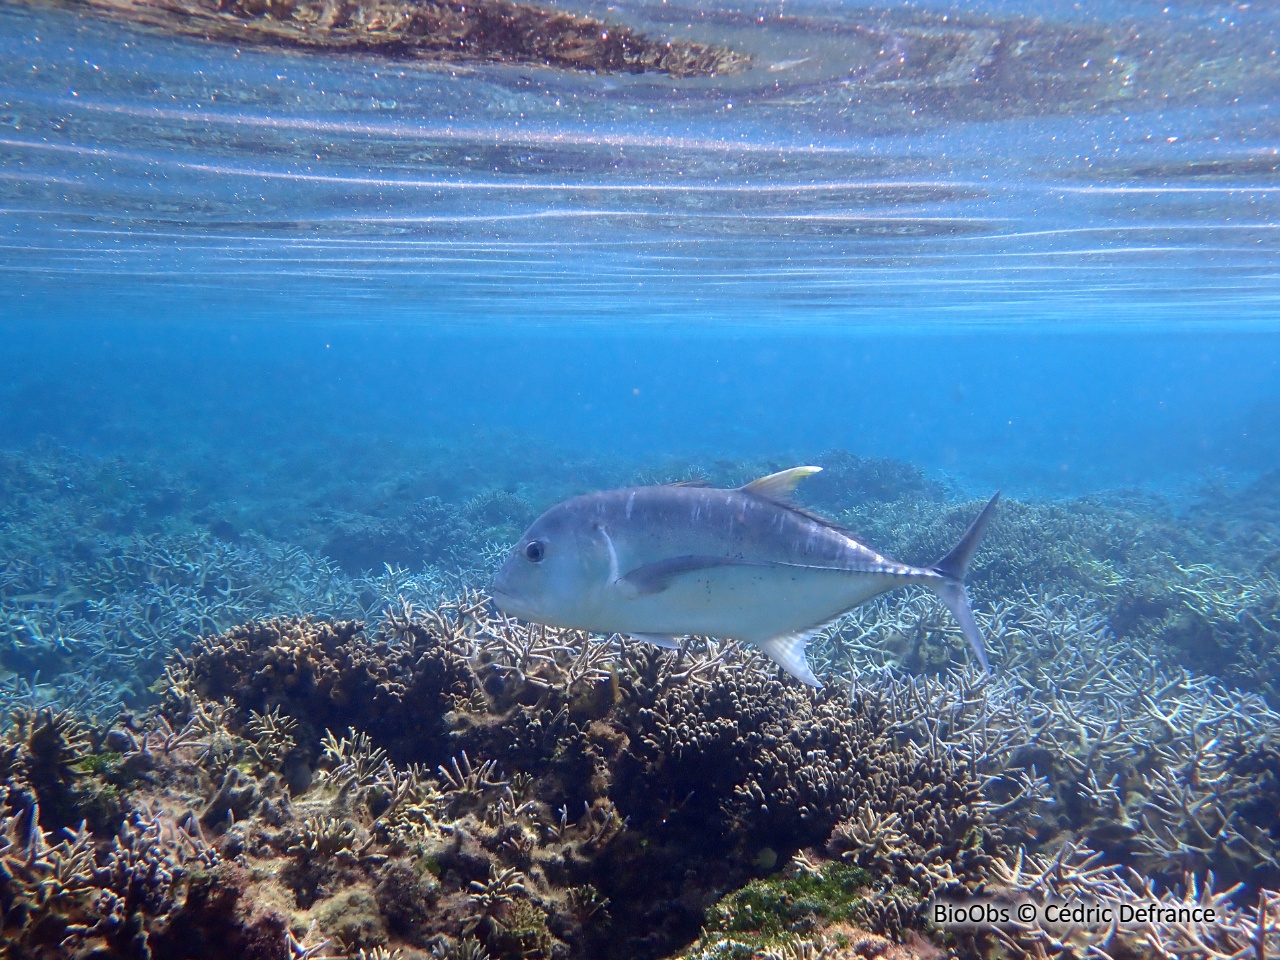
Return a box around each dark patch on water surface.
[1096,156,1280,182]
[24,0,749,75]
[11,0,1275,115]
[598,2,1279,120]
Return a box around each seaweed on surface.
[20,0,749,75]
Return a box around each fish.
[490,466,999,687]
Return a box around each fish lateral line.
[615,553,929,599]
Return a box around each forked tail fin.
[929,493,1000,671]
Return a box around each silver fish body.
[491,467,998,687]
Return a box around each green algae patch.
[72,750,124,776]
[701,863,875,947]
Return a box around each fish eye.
[524,540,546,563]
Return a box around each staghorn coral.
[976,842,1280,960]
[166,607,475,766]
[1123,561,1280,702]
[289,815,360,862]
[319,728,391,794]
[802,471,1280,713]
[0,662,293,956]
[0,707,130,837]
[606,651,999,941]
[1134,877,1280,960]
[0,526,353,710]
[800,451,947,512]
[464,864,526,931]
[0,445,498,720]
[826,809,909,868]
[0,787,279,960]
[434,937,492,960]
[0,809,99,955]
[247,707,301,775]
[439,752,508,816]
[323,497,477,576]
[829,589,1280,907]
[463,491,534,544]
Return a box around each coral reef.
[814,590,1280,898]
[4,442,1280,960]
[321,493,526,576]
[0,707,286,959]
[11,442,1276,711]
[1118,561,1280,702]
[799,451,947,512]
[801,478,1280,705]
[0,446,506,714]
[975,842,1280,960]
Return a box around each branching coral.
[320,728,391,793]
[0,808,98,951]
[1135,876,1280,960]
[466,864,527,924]
[439,752,508,811]
[1,584,1272,960]
[1130,562,1280,702]
[247,707,300,773]
[826,588,1280,930]
[0,794,247,960]
[980,843,1280,960]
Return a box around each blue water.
[2,0,1278,497]
[2,320,1279,494]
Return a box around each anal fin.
[757,630,822,688]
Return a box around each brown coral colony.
[0,599,995,959]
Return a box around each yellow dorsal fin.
[740,466,822,502]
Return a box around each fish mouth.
[488,586,526,617]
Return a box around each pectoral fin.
[617,555,762,597]
[757,629,822,688]
[629,633,682,650]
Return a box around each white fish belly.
[599,565,908,642]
